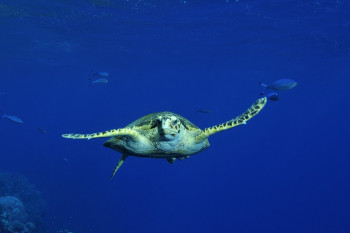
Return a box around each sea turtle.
[62,97,267,178]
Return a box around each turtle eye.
[150,120,159,129]
[173,119,178,125]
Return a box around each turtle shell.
[126,111,199,131]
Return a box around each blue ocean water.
[1,0,350,232]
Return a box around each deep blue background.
[1,0,350,232]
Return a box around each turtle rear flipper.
[195,97,267,142]
[111,154,128,178]
[62,127,141,140]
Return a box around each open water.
[0,1,350,232]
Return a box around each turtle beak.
[159,118,177,139]
[160,128,174,135]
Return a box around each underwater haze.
[1,0,350,232]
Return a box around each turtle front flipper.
[62,127,140,140]
[111,154,128,178]
[195,97,267,142]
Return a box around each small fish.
[195,109,212,114]
[89,78,109,86]
[259,79,297,91]
[93,71,109,77]
[63,158,69,162]
[265,92,280,101]
[37,127,47,134]
[1,114,23,124]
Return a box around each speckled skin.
[103,112,209,158]
[62,97,267,177]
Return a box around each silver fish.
[1,114,23,124]
[259,79,297,91]
[89,78,109,85]
[93,71,109,77]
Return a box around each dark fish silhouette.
[37,127,47,134]
[265,92,280,101]
[195,109,212,114]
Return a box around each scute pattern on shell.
[61,97,268,178]
[127,111,199,130]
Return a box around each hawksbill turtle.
[62,97,267,178]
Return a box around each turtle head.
[157,115,183,141]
